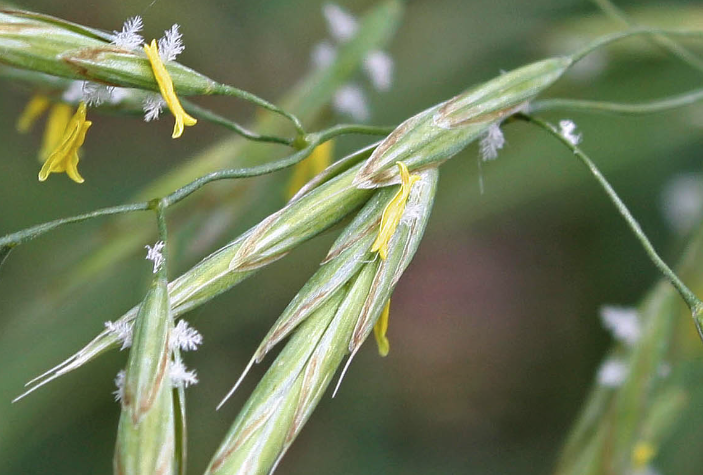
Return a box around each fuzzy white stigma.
[559,119,582,145]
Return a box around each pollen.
[38,102,91,183]
[143,39,197,138]
[373,299,391,357]
[371,162,421,260]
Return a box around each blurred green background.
[1,0,703,473]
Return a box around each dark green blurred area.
[1,0,702,474]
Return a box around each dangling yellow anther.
[39,103,73,163]
[371,162,421,260]
[286,140,334,199]
[631,441,656,469]
[143,39,197,139]
[16,95,50,133]
[38,102,91,183]
[373,299,391,357]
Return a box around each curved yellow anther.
[38,102,91,183]
[39,103,73,163]
[16,95,50,133]
[373,299,391,357]
[371,161,421,260]
[143,39,197,138]
[286,140,334,199]
[631,441,656,469]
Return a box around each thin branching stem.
[216,84,306,134]
[530,88,703,115]
[571,28,703,64]
[0,123,392,249]
[517,113,703,324]
[182,99,294,146]
[0,203,151,247]
[592,0,703,74]
[153,200,169,280]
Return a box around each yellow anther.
[143,39,197,138]
[631,441,656,469]
[16,95,50,133]
[371,162,421,260]
[286,140,334,199]
[373,299,391,357]
[39,103,73,163]
[38,102,91,183]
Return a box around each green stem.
[592,0,703,74]
[0,203,151,247]
[530,88,703,115]
[216,84,305,135]
[181,99,294,147]
[571,28,703,64]
[517,113,703,322]
[152,200,169,280]
[0,123,392,249]
[317,123,394,139]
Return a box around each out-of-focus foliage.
[1,1,702,474]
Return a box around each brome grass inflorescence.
[2,1,703,474]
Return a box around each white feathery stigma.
[112,16,144,51]
[661,173,703,235]
[82,82,114,107]
[104,320,134,350]
[364,50,394,91]
[143,94,166,122]
[62,81,85,103]
[113,369,126,402]
[559,119,582,145]
[145,240,166,273]
[597,357,628,388]
[311,41,337,69]
[600,305,641,346]
[333,84,369,121]
[170,359,198,388]
[158,24,185,62]
[170,320,203,351]
[322,3,358,43]
[479,123,505,161]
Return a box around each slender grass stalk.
[517,113,703,332]
[0,123,391,250]
[592,0,703,74]
[530,88,703,115]
[571,28,703,64]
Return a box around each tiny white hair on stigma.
[82,82,115,107]
[364,50,394,91]
[559,119,582,145]
[597,357,628,388]
[170,360,198,388]
[479,123,505,161]
[333,84,370,122]
[600,305,641,346]
[170,320,203,351]
[145,240,166,273]
[158,24,185,62]
[143,94,166,122]
[112,16,144,51]
[322,3,358,43]
[311,41,337,69]
[62,81,85,103]
[104,320,134,350]
[113,370,126,402]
